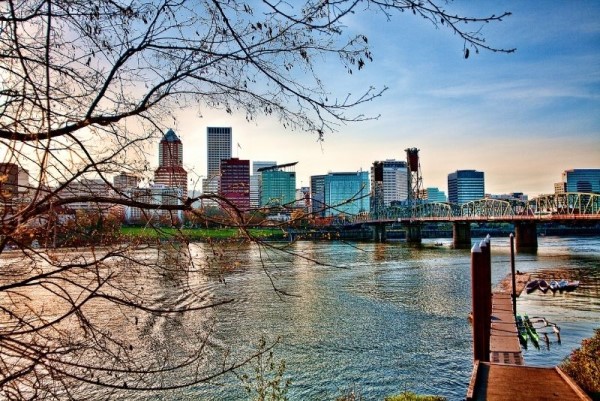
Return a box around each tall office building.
[370,159,408,209]
[323,171,370,217]
[250,161,276,208]
[310,174,327,216]
[259,162,297,208]
[562,169,600,193]
[220,158,250,211]
[154,129,187,196]
[204,127,232,195]
[447,170,484,204]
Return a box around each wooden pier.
[466,238,591,400]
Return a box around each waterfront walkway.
[466,279,591,400]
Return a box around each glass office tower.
[563,169,600,193]
[323,171,370,217]
[447,170,484,204]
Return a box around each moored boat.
[564,280,580,292]
[549,280,559,292]
[523,314,540,349]
[516,315,528,348]
[525,279,539,294]
[557,279,569,292]
[538,279,549,293]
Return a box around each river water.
[3,236,597,400]
[165,236,598,401]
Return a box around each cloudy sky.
[173,1,600,197]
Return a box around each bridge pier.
[405,222,422,244]
[514,221,538,250]
[453,222,472,249]
[372,224,387,243]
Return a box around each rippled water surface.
[166,236,599,401]
[6,237,596,400]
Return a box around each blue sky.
[175,1,600,197]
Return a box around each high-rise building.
[370,159,408,209]
[310,174,327,216]
[204,127,232,196]
[562,169,600,193]
[220,158,250,211]
[447,170,484,204]
[250,161,276,208]
[323,171,370,217]
[154,129,187,196]
[259,162,297,208]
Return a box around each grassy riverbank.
[120,226,287,241]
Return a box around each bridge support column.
[515,221,537,250]
[372,224,387,243]
[453,222,472,249]
[405,222,422,244]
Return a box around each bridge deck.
[466,285,591,400]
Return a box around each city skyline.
[158,1,599,197]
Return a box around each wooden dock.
[466,277,591,400]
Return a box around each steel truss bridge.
[352,192,600,224]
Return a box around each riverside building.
[258,162,297,208]
[250,161,276,208]
[447,170,485,204]
[220,158,250,211]
[562,169,600,193]
[322,171,370,217]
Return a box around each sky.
[171,1,600,198]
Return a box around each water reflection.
[3,237,597,400]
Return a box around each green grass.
[120,226,285,241]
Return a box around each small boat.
[564,280,580,292]
[549,280,559,292]
[525,279,540,294]
[557,279,569,292]
[515,315,528,348]
[523,314,540,349]
[538,279,549,293]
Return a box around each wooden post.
[471,242,488,362]
[480,237,491,360]
[510,233,517,317]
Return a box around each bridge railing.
[346,192,600,223]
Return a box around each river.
[3,236,598,400]
[164,236,598,401]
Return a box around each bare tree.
[0,0,513,398]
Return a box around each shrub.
[384,391,446,401]
[560,328,600,400]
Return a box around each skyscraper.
[562,169,600,193]
[323,171,370,217]
[220,158,250,211]
[204,127,232,196]
[447,170,484,204]
[370,159,408,208]
[154,129,187,195]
